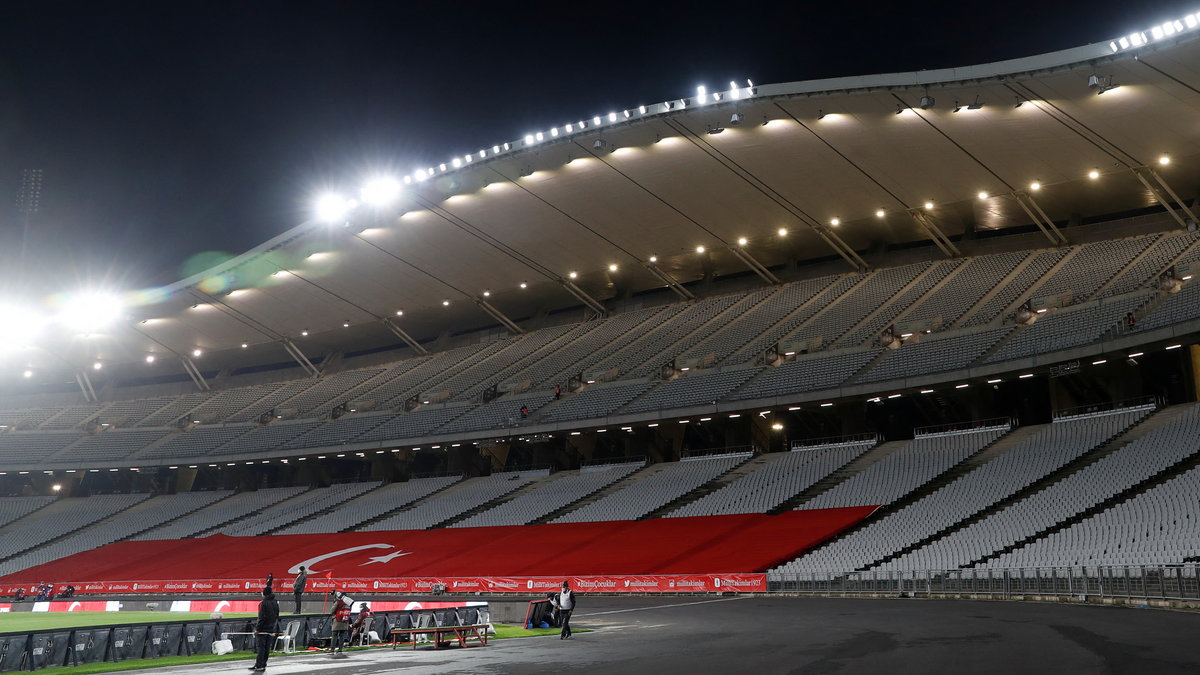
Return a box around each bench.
[390,624,489,650]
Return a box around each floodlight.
[0,304,45,351]
[58,292,124,333]
[192,349,202,357]
[1029,182,1041,191]
[919,95,935,109]
[830,218,840,226]
[314,193,351,223]
[1088,169,1100,179]
[729,112,744,126]
[875,209,886,218]
[1159,155,1171,165]
[145,355,155,363]
[737,237,748,246]
[360,177,402,207]
[593,138,608,150]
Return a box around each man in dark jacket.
[251,587,280,671]
[292,566,307,614]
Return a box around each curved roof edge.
[165,32,1196,300]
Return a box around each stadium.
[3,6,1200,673]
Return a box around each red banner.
[0,573,765,597]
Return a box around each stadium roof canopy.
[11,18,1200,385]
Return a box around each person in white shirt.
[557,581,576,639]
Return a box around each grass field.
[0,611,256,631]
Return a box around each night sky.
[0,0,1194,298]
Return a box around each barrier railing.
[1051,395,1159,420]
[681,445,756,459]
[913,417,1013,437]
[768,565,1200,603]
[790,433,879,450]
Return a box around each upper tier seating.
[359,470,548,531]
[275,476,461,534]
[553,454,746,523]
[856,327,1012,383]
[619,369,760,415]
[214,481,382,536]
[728,350,879,401]
[667,442,874,518]
[535,381,654,423]
[962,250,1067,327]
[451,462,644,528]
[134,486,306,540]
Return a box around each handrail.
[790,433,879,449]
[913,417,1014,437]
[1052,395,1158,420]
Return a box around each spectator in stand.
[557,581,576,640]
[60,585,75,598]
[554,384,562,400]
[1126,312,1136,328]
[34,583,52,601]
[292,566,307,614]
[12,588,26,602]
[251,586,279,672]
[520,405,529,419]
[329,590,353,654]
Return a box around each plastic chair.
[275,620,301,653]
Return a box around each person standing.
[251,586,279,672]
[557,581,576,639]
[292,566,307,614]
[330,590,353,654]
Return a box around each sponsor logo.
[84,584,105,591]
[192,583,213,589]
[527,581,534,590]
[373,581,379,590]
[625,580,658,587]
[454,581,479,588]
[164,584,187,590]
[108,585,130,591]
[676,580,705,587]
[717,578,760,587]
[573,579,616,589]
[490,580,518,589]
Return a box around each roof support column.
[813,225,869,272]
[75,371,97,403]
[907,209,962,257]
[475,299,524,334]
[180,357,211,392]
[281,338,321,378]
[381,318,429,355]
[558,278,607,316]
[1133,166,1199,230]
[727,245,781,285]
[1010,191,1068,246]
[642,261,696,300]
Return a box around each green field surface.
[0,611,256,632]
